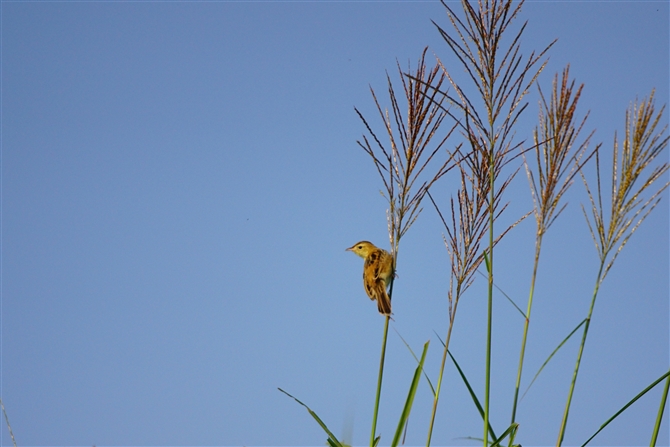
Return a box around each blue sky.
[2,1,668,446]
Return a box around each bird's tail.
[376,288,392,316]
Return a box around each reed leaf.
[580,369,670,446]
[278,388,344,447]
[391,341,430,447]
[490,423,519,447]
[439,344,498,443]
[394,327,436,396]
[521,319,586,400]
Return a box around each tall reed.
[356,47,457,446]
[510,66,597,431]
[426,140,517,446]
[557,92,669,446]
[429,0,553,444]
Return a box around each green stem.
[370,246,398,447]
[484,230,493,446]
[484,183,494,447]
[556,261,605,446]
[426,285,461,447]
[650,368,670,447]
[0,399,16,447]
[510,235,543,432]
[371,315,390,447]
[485,144,495,447]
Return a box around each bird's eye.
[358,246,363,249]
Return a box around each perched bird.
[346,241,394,316]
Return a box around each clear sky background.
[2,1,668,446]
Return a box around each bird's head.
[346,241,377,258]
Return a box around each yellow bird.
[346,241,394,316]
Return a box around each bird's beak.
[345,247,353,252]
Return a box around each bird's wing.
[365,250,382,280]
[363,251,381,299]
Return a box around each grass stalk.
[562,91,669,445]
[556,262,604,446]
[650,369,670,447]
[484,146,495,447]
[484,126,498,447]
[357,48,457,445]
[429,1,552,443]
[0,399,16,447]
[426,284,461,447]
[425,154,499,445]
[511,67,594,434]
[370,315,391,447]
[509,237,541,425]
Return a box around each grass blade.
[580,369,670,446]
[278,388,343,447]
[490,423,518,447]
[391,340,430,447]
[521,319,586,399]
[483,250,491,274]
[434,331,498,441]
[394,326,436,396]
[476,269,526,318]
[447,349,498,442]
